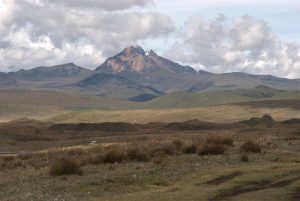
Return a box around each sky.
[0,0,299,78]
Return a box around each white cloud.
[165,14,300,78]
[155,0,297,9]
[0,0,299,79]
[0,0,174,71]
[43,0,153,11]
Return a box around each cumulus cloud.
[165,14,300,78]
[0,0,174,71]
[44,0,153,11]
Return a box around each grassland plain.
[49,102,300,124]
[0,116,299,201]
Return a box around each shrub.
[171,139,184,151]
[240,154,249,162]
[207,137,233,146]
[197,143,226,155]
[126,146,149,162]
[101,148,125,164]
[152,156,163,165]
[3,156,15,162]
[87,154,103,165]
[151,143,178,156]
[240,140,261,153]
[182,143,197,154]
[49,156,82,176]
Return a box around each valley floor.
[0,116,300,201]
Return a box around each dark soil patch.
[211,175,300,201]
[291,187,300,201]
[206,171,243,185]
[48,122,139,132]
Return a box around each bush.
[240,140,261,153]
[197,143,226,155]
[151,143,178,156]
[87,154,103,165]
[101,148,125,164]
[182,143,197,154]
[152,156,163,165]
[3,156,15,162]
[171,139,184,151]
[240,154,249,162]
[126,146,149,162]
[49,156,82,176]
[207,137,233,146]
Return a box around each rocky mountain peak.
[146,50,157,57]
[96,46,197,74]
[123,45,146,56]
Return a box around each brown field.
[0,115,300,201]
[49,103,300,124]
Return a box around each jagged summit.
[96,46,197,74]
[123,45,146,55]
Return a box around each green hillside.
[140,85,300,109]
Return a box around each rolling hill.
[140,85,300,109]
[0,46,299,101]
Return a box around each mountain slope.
[0,63,93,89]
[95,46,300,93]
[96,46,197,74]
[0,46,299,101]
[140,86,300,109]
[95,46,206,92]
[0,89,135,109]
[72,73,164,99]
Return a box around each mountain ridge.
[0,45,299,100]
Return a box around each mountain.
[1,63,93,89]
[95,46,300,93]
[97,46,197,74]
[0,45,300,101]
[0,72,17,86]
[95,46,205,92]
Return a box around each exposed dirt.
[292,187,300,201]
[206,171,243,185]
[211,175,300,201]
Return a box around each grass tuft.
[240,140,261,153]
[49,156,83,176]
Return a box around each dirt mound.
[48,122,138,132]
[166,119,227,130]
[241,114,275,127]
[9,117,43,125]
[282,118,300,125]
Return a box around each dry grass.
[240,140,261,153]
[48,104,300,124]
[197,143,226,155]
[241,154,249,162]
[49,156,83,176]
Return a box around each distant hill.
[0,46,299,100]
[140,85,300,109]
[73,73,164,99]
[0,63,93,89]
[0,89,135,109]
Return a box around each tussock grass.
[1,137,236,174]
[240,140,261,153]
[49,156,83,176]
